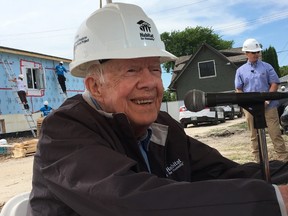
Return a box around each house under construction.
[0,46,85,137]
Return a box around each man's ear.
[85,77,103,102]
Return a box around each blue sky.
[0,0,288,89]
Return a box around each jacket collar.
[82,90,169,147]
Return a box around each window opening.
[198,60,216,78]
[26,68,45,90]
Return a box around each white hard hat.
[70,3,177,78]
[43,101,49,105]
[0,139,8,145]
[281,86,286,91]
[242,38,262,52]
[18,74,24,79]
[60,61,64,64]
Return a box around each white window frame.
[25,67,45,90]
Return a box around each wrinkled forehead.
[86,57,162,79]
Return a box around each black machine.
[184,89,288,183]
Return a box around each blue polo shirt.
[55,65,67,76]
[235,60,280,108]
[40,106,53,116]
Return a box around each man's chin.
[130,116,156,131]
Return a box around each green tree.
[280,65,288,77]
[161,26,234,72]
[162,90,177,102]
[262,46,280,76]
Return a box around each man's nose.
[137,69,159,89]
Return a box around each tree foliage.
[280,65,288,77]
[162,90,177,102]
[161,26,234,72]
[262,46,280,76]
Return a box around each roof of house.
[174,55,192,72]
[219,47,243,55]
[226,55,247,63]
[0,46,71,63]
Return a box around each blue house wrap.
[0,46,85,135]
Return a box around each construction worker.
[55,61,68,96]
[33,101,54,117]
[10,74,29,110]
[33,100,54,137]
[235,38,288,162]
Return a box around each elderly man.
[27,3,288,216]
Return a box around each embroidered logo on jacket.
[166,159,184,176]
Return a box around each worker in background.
[33,101,54,117]
[33,101,54,137]
[55,61,68,96]
[235,38,288,163]
[10,74,29,110]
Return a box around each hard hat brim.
[70,49,177,78]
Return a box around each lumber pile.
[37,117,44,137]
[12,139,39,158]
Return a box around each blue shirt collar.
[138,128,152,152]
[247,60,258,68]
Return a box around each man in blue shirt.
[33,101,54,117]
[235,38,288,162]
[55,61,68,96]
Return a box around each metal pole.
[257,129,271,183]
[240,102,271,183]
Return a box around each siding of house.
[0,47,85,134]
[175,46,238,100]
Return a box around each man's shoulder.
[257,60,271,67]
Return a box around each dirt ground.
[0,117,283,209]
[0,136,35,209]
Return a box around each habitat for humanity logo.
[166,159,184,176]
[137,20,155,41]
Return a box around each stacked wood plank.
[12,139,38,158]
[37,117,44,137]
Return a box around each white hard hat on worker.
[70,2,177,78]
[242,38,262,52]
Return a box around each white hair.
[86,62,105,84]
